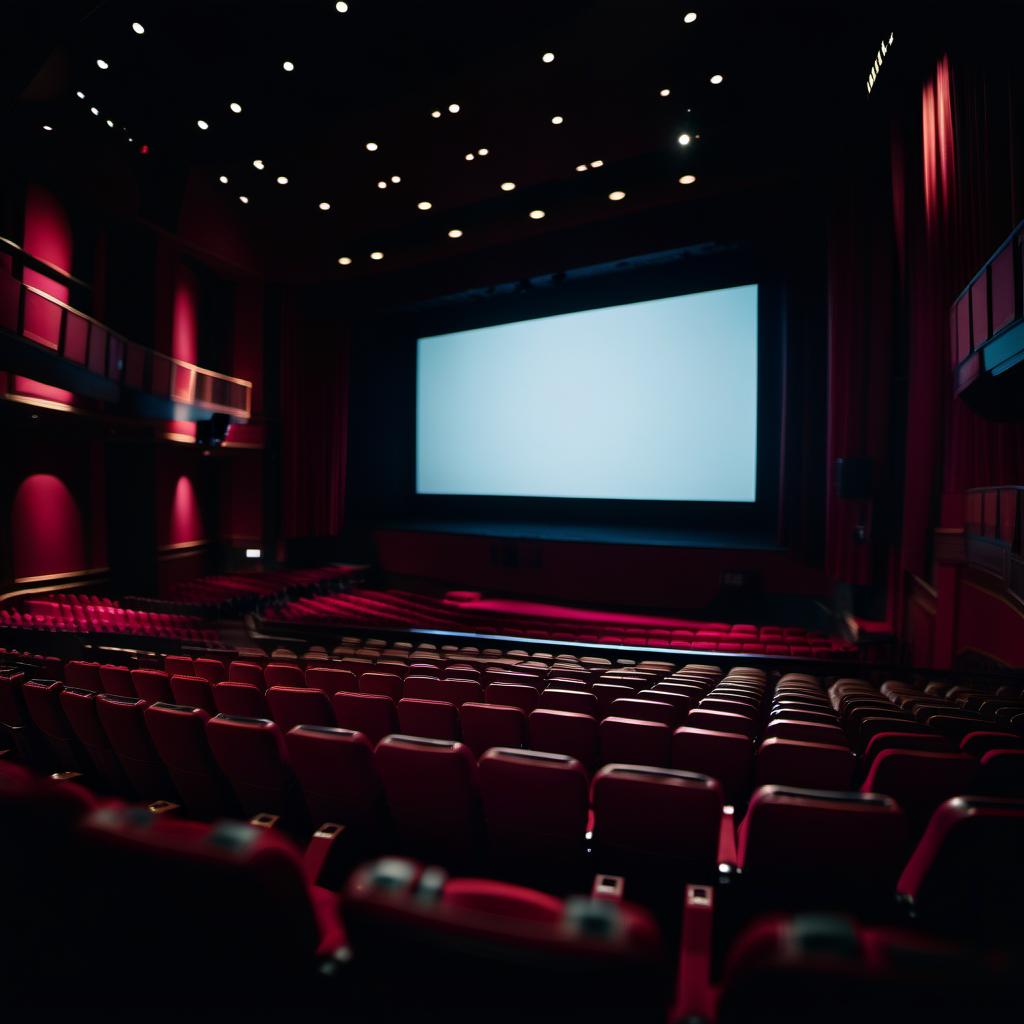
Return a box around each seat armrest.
[670,884,715,1024]
[304,823,346,886]
[591,873,625,902]
[147,799,180,815]
[717,805,737,868]
[249,812,280,829]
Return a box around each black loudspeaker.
[834,457,873,499]
[196,413,231,448]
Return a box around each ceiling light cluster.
[253,158,265,169]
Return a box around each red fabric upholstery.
[755,738,855,791]
[600,716,671,768]
[266,686,335,732]
[265,662,306,688]
[205,714,294,817]
[169,674,217,714]
[213,681,271,719]
[332,691,398,744]
[671,726,753,806]
[485,682,540,714]
[98,664,136,697]
[861,750,977,831]
[130,668,173,703]
[528,709,599,771]
[96,694,173,798]
[459,702,527,758]
[59,686,127,788]
[306,666,358,694]
[397,698,459,741]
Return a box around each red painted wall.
[172,262,199,366]
[11,473,84,580]
[955,580,1024,668]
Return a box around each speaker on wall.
[835,457,873,499]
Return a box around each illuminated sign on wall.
[866,32,895,94]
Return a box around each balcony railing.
[0,235,252,419]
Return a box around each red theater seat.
[205,714,296,819]
[397,697,459,740]
[755,738,856,791]
[600,716,671,768]
[265,662,306,688]
[65,660,102,690]
[687,708,757,738]
[861,750,977,832]
[164,655,194,677]
[538,688,599,716]
[528,709,599,770]
[459,702,527,758]
[96,694,173,799]
[593,683,639,716]
[485,682,540,714]
[359,671,403,701]
[306,666,358,694]
[609,697,676,726]
[59,686,127,788]
[374,735,480,865]
[22,679,86,771]
[266,685,335,732]
[672,727,754,806]
[130,668,173,703]
[213,681,271,719]
[862,730,948,768]
[98,664,136,697]
[331,691,398,744]
[169,674,217,713]
[193,657,226,684]
[227,661,265,688]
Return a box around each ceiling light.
[319,201,331,210]
[131,21,144,34]
[590,159,604,167]
[448,103,460,113]
[465,153,475,161]
[96,59,109,70]
[529,209,546,220]
[366,141,378,151]
[431,110,441,118]
[679,174,697,184]
[219,175,229,184]
[659,88,670,97]
[448,229,463,239]
[338,256,352,265]
[608,190,626,201]
[542,52,555,63]
[197,119,209,130]
[76,90,85,99]
[106,119,114,127]
[90,106,99,115]
[336,1,348,10]
[500,181,516,191]
[229,101,242,113]
[370,251,383,260]
[478,148,489,156]
[551,115,564,124]
[417,200,432,210]
[575,164,588,172]
[253,158,264,169]
[282,60,295,71]
[377,181,387,188]
[677,133,691,146]
[710,73,723,84]
[239,195,249,204]
[684,11,698,23]
[276,175,288,185]
[390,175,401,183]
[42,125,52,131]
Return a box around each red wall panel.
[11,473,85,580]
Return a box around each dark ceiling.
[1,1,955,289]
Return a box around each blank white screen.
[416,283,758,502]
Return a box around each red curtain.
[280,295,350,539]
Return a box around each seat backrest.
[65,660,102,690]
[23,679,86,772]
[755,738,855,791]
[374,735,480,863]
[862,750,977,830]
[144,702,233,818]
[636,689,693,723]
[164,655,195,677]
[485,682,540,714]
[592,683,639,716]
[205,714,294,817]
[397,698,459,741]
[403,674,451,703]
[59,686,126,788]
[266,685,335,732]
[265,662,306,689]
[96,693,173,798]
[306,666,358,694]
[671,726,753,806]
[977,748,1024,798]
[591,764,723,881]
[213,681,271,719]
[764,718,846,746]
[193,657,226,683]
[528,709,599,771]
[98,664,136,697]
[687,708,757,738]
[608,698,676,727]
[477,748,590,865]
[285,724,382,825]
[359,671,403,701]
[332,691,399,744]
[459,702,527,758]
[538,688,599,717]
[227,661,265,688]
[130,668,173,703]
[861,730,948,768]
[169,674,217,714]
[960,730,1024,758]
[599,716,671,768]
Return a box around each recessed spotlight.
[366,141,378,151]
[417,200,432,210]
[679,174,697,185]
[319,201,331,210]
[390,175,401,183]
[551,115,564,125]
[336,1,348,10]
[282,60,294,71]
[90,106,99,116]
[542,52,555,63]
[338,256,352,265]
[253,159,265,170]
[710,73,723,84]
[465,153,475,161]
[229,101,242,113]
[219,175,229,184]
[370,251,383,260]
[377,181,388,189]
[590,159,604,168]
[197,119,209,130]
[529,209,546,220]
[42,124,52,131]
[96,59,109,70]
[575,164,588,172]
[276,175,288,185]
[131,21,144,34]
[431,110,441,118]
[500,181,516,191]
[684,11,698,23]
[659,88,671,97]
[608,190,626,201]
[448,103,460,113]
[106,119,114,127]
[448,228,463,239]
[478,148,489,156]
[76,90,85,99]
[677,133,691,146]
[239,195,249,204]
